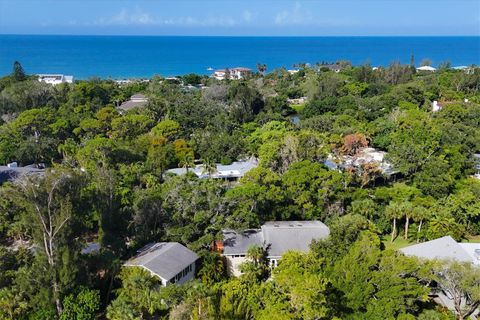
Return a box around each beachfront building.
[213,67,253,80]
[124,242,198,287]
[316,63,343,73]
[166,158,258,181]
[118,93,149,113]
[453,66,476,74]
[38,74,74,85]
[220,221,330,276]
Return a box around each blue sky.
[1,0,479,36]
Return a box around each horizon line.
[1,33,479,38]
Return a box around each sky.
[0,0,479,36]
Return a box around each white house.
[166,158,258,181]
[38,74,73,85]
[325,147,396,176]
[220,221,330,276]
[213,67,252,80]
[416,66,437,72]
[124,242,198,286]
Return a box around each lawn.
[382,235,480,250]
[291,103,305,113]
[462,235,480,243]
[381,236,412,251]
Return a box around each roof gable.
[262,221,330,257]
[222,221,330,258]
[125,242,198,280]
[400,236,472,263]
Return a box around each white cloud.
[96,8,157,25]
[95,8,237,27]
[274,2,356,27]
[274,2,312,26]
[243,10,257,23]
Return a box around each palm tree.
[198,252,225,284]
[413,206,429,242]
[246,245,265,267]
[351,198,376,221]
[201,158,217,178]
[385,201,403,242]
[179,155,194,173]
[402,201,415,240]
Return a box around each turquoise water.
[1,35,479,79]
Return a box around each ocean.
[1,35,479,79]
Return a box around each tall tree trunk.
[417,220,423,243]
[391,218,397,242]
[404,216,409,240]
[53,279,63,315]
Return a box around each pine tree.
[12,61,26,81]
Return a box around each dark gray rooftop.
[222,229,263,255]
[0,165,45,184]
[222,221,330,258]
[125,242,198,281]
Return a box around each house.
[124,242,198,286]
[400,236,480,317]
[118,93,148,112]
[287,97,307,105]
[166,158,258,181]
[400,236,479,265]
[317,64,343,73]
[38,74,73,85]
[416,66,437,72]
[220,221,330,276]
[213,67,252,80]
[326,147,396,176]
[0,162,45,185]
[453,66,475,74]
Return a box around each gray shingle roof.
[125,242,198,281]
[131,94,147,100]
[0,165,45,184]
[118,100,148,111]
[400,236,473,263]
[262,221,330,258]
[222,221,330,258]
[222,229,263,255]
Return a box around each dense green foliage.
[0,62,479,319]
